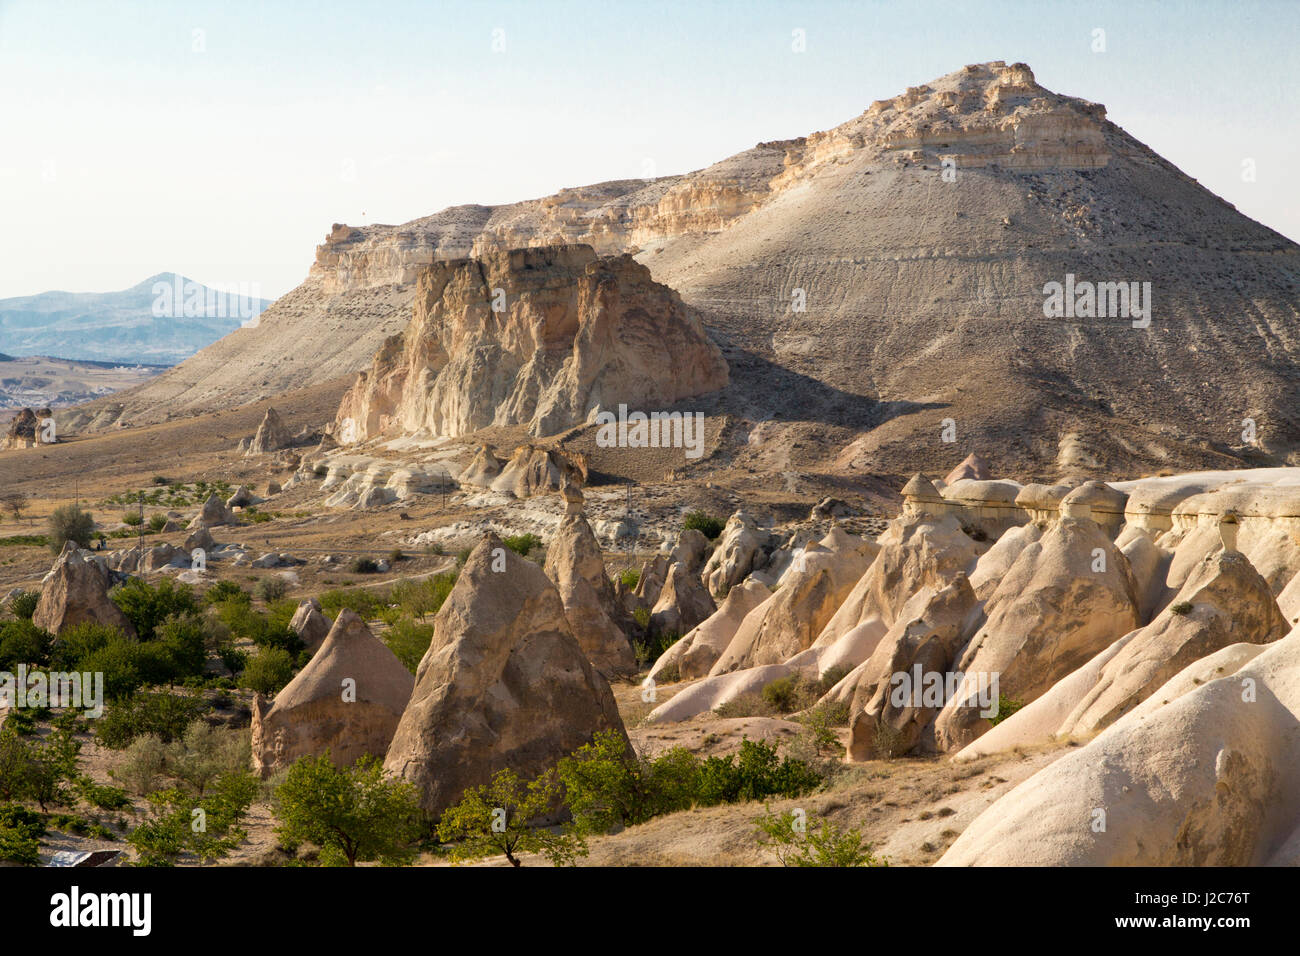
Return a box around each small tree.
[127,770,257,866]
[47,504,95,554]
[754,807,887,867]
[241,646,294,695]
[273,754,424,867]
[437,768,586,867]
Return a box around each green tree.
[241,646,294,695]
[273,754,424,867]
[110,578,199,641]
[557,729,697,833]
[437,767,586,867]
[47,504,95,554]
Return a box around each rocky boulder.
[246,407,292,455]
[289,597,333,656]
[187,493,236,529]
[543,513,637,678]
[33,543,136,637]
[250,609,414,778]
[383,534,626,817]
[701,511,772,599]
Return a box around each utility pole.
[137,490,144,558]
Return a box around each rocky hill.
[75,62,1300,480]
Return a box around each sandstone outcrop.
[383,534,626,816]
[187,493,236,529]
[250,609,414,778]
[845,576,978,759]
[333,244,727,443]
[649,560,717,638]
[289,597,333,657]
[458,445,504,488]
[931,513,1139,751]
[543,513,637,678]
[489,445,586,499]
[648,578,772,681]
[710,526,877,674]
[32,543,136,638]
[246,407,291,455]
[939,625,1300,865]
[701,511,773,599]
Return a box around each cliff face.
[333,245,728,442]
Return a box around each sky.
[1,0,1297,300]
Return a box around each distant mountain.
[0,273,272,365]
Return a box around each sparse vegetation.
[754,807,887,867]
[682,510,725,540]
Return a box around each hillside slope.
[75,62,1300,479]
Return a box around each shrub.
[384,618,436,674]
[153,613,208,682]
[502,533,543,558]
[204,580,248,605]
[714,692,776,719]
[988,694,1024,726]
[389,572,457,621]
[217,644,248,678]
[240,647,295,696]
[761,675,803,712]
[695,738,822,805]
[388,548,404,565]
[127,770,257,866]
[438,767,584,867]
[682,510,724,540]
[5,590,39,621]
[122,511,143,527]
[95,693,206,749]
[349,557,379,574]
[557,730,700,835]
[617,567,640,590]
[113,733,168,795]
[166,722,251,796]
[632,606,651,631]
[872,720,908,759]
[318,587,387,620]
[795,699,851,758]
[77,777,131,810]
[0,619,52,669]
[274,754,424,867]
[47,504,95,554]
[754,807,887,867]
[255,577,287,603]
[0,802,45,866]
[110,577,200,641]
[147,513,168,532]
[1171,601,1194,616]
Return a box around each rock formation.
[939,625,1300,865]
[187,493,236,529]
[383,534,626,816]
[333,244,727,443]
[250,609,414,778]
[931,512,1140,751]
[289,597,333,657]
[702,512,773,599]
[649,578,772,681]
[246,407,291,455]
[543,513,637,678]
[845,575,978,759]
[32,543,136,637]
[710,526,877,673]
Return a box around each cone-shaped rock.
[384,533,627,816]
[250,609,414,778]
[247,407,291,455]
[543,513,637,678]
[289,597,332,656]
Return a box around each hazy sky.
[1,0,1296,300]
